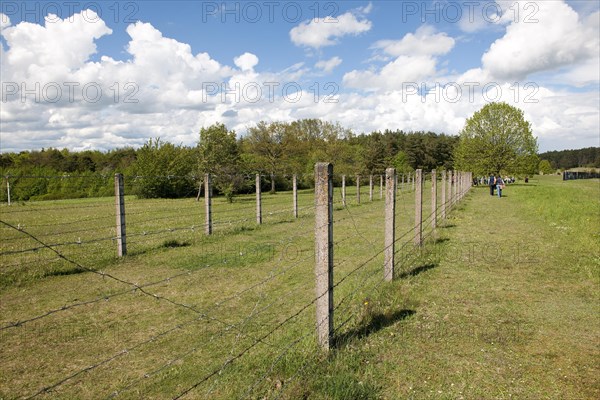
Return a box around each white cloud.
[234,52,259,71]
[1,11,111,76]
[554,57,600,87]
[372,25,455,57]
[343,26,453,91]
[482,2,599,81]
[358,2,374,15]
[315,56,342,73]
[344,55,438,91]
[289,10,371,48]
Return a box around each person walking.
[496,175,505,198]
[488,173,496,196]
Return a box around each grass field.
[1,175,598,399]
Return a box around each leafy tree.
[133,138,196,198]
[538,159,554,175]
[245,121,286,193]
[454,102,538,175]
[391,151,413,174]
[199,123,244,202]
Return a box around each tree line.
[0,119,458,201]
[539,147,600,171]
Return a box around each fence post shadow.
[398,262,437,279]
[333,309,416,349]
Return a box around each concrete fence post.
[293,174,298,218]
[205,173,212,235]
[441,170,447,220]
[384,168,396,281]
[414,169,423,247]
[452,170,457,208]
[342,175,346,207]
[448,170,453,210]
[413,169,423,246]
[315,162,334,351]
[6,178,10,206]
[256,173,262,224]
[431,169,437,231]
[114,173,127,257]
[369,175,374,201]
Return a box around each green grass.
[0,176,598,399]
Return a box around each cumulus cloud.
[371,25,455,57]
[315,56,342,73]
[482,1,599,82]
[234,52,259,71]
[289,9,371,48]
[2,11,111,76]
[343,26,454,91]
[344,55,438,91]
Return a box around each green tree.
[133,138,196,198]
[538,159,554,175]
[245,121,286,193]
[454,102,538,175]
[391,151,413,174]
[199,123,244,202]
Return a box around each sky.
[0,0,599,153]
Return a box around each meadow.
[0,174,598,399]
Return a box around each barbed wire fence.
[0,166,472,399]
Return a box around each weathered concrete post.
[448,170,453,211]
[369,175,374,201]
[441,170,447,220]
[384,168,396,281]
[205,173,212,235]
[114,173,127,257]
[6,178,10,206]
[256,174,262,224]
[431,169,437,231]
[414,169,423,247]
[341,175,346,207]
[315,162,334,351]
[293,174,298,219]
[450,170,456,209]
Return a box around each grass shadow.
[43,266,90,278]
[162,239,191,248]
[398,262,437,279]
[440,223,456,229]
[333,309,416,348]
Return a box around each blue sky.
[1,1,599,153]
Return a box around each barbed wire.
[1,172,473,399]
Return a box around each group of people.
[488,174,506,197]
